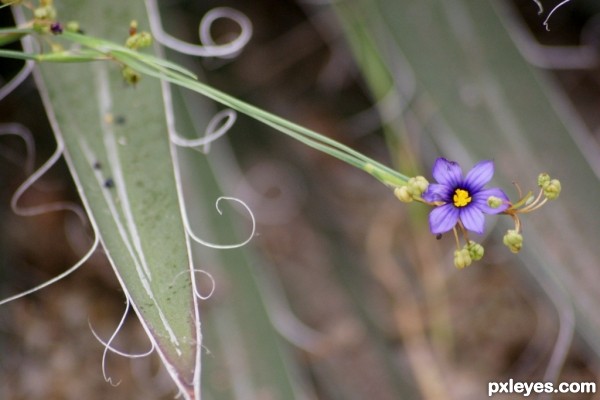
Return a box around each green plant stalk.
[0,31,26,47]
[0,28,410,188]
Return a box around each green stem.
[1,28,411,187]
[0,31,26,47]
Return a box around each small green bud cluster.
[394,176,429,203]
[454,248,472,269]
[538,173,561,200]
[454,241,483,269]
[503,229,523,253]
[537,173,550,188]
[126,31,153,50]
[34,5,55,19]
[408,176,429,196]
[487,196,503,209]
[33,1,58,33]
[125,19,153,50]
[466,241,484,261]
[120,21,153,85]
[394,186,412,203]
[122,66,141,85]
[544,180,561,200]
[65,21,80,33]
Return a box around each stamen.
[453,188,472,207]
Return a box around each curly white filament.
[170,268,216,300]
[10,140,87,223]
[198,7,252,58]
[88,299,156,378]
[0,232,99,306]
[0,123,94,307]
[146,0,253,58]
[0,60,33,102]
[0,122,35,175]
[94,297,130,386]
[543,0,571,31]
[170,108,236,153]
[191,269,216,300]
[185,196,256,250]
[157,48,254,251]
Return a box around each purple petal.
[464,160,494,191]
[432,158,463,187]
[429,204,460,234]
[422,183,452,203]
[459,206,485,234]
[473,188,510,214]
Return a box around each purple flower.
[422,158,509,235]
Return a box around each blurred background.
[1,0,600,399]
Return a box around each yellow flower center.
[453,189,472,207]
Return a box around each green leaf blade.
[26,0,201,394]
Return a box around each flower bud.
[394,186,413,203]
[466,241,484,261]
[537,173,551,188]
[454,249,472,269]
[34,5,56,20]
[487,196,503,209]
[140,32,153,47]
[125,32,153,50]
[407,176,429,197]
[543,179,561,200]
[33,20,49,34]
[66,21,80,33]
[122,66,141,85]
[503,229,523,253]
[129,20,138,35]
[34,6,49,19]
